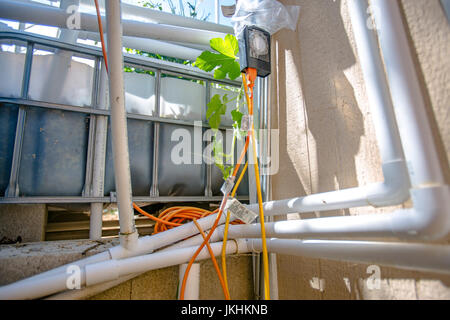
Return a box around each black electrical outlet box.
[238,26,271,78]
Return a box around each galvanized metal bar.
[91,56,100,108]
[82,115,96,197]
[0,196,249,204]
[204,80,213,197]
[0,98,236,130]
[89,59,109,240]
[5,42,34,197]
[150,70,161,197]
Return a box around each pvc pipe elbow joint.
[366,159,411,207]
[390,185,450,240]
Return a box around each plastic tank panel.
[104,119,153,197]
[18,108,89,196]
[158,123,205,196]
[0,104,19,195]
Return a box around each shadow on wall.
[273,0,450,300]
[275,0,364,218]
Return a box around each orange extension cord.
[132,200,245,300]
[94,0,109,73]
[178,136,250,300]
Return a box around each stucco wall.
[272,0,450,300]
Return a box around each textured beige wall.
[272,0,450,300]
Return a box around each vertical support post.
[204,80,212,197]
[150,70,161,197]
[5,42,33,198]
[264,76,279,300]
[105,0,138,248]
[89,59,109,240]
[83,57,100,198]
[215,0,220,24]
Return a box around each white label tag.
[225,198,259,224]
[221,176,235,195]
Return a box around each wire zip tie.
[221,176,236,195]
[241,114,253,132]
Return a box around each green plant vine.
[194,34,248,180]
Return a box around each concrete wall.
[0,204,47,243]
[271,0,450,300]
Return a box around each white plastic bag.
[231,0,301,39]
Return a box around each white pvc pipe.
[0,0,227,46]
[162,227,224,252]
[77,31,203,61]
[178,263,200,300]
[243,0,410,217]
[228,185,449,240]
[46,229,225,300]
[58,0,80,43]
[8,237,450,299]
[45,273,139,300]
[6,212,227,291]
[242,0,450,240]
[248,239,450,275]
[373,0,445,188]
[106,0,138,249]
[77,0,233,34]
[0,240,248,300]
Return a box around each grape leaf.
[194,35,241,80]
[210,34,239,58]
[207,94,227,130]
[231,109,244,128]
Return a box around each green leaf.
[206,94,227,130]
[231,110,244,128]
[222,166,234,180]
[208,113,222,130]
[195,51,231,72]
[194,34,241,81]
[228,61,242,80]
[210,34,239,58]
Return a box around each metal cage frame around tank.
[0,30,269,205]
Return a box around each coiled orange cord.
[133,204,243,235]
[132,201,245,300]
